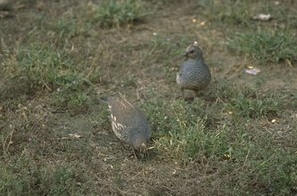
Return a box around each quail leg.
[194,90,199,97]
[194,90,205,97]
[182,89,195,102]
[180,87,185,99]
[184,95,195,102]
[129,148,145,160]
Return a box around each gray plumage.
[176,42,211,97]
[102,96,151,151]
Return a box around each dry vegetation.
[1,0,297,195]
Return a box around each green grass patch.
[2,43,91,108]
[93,0,149,28]
[227,30,297,64]
[143,98,229,162]
[219,135,297,195]
[0,157,89,195]
[49,19,84,39]
[14,43,80,91]
[196,0,251,26]
[228,89,279,118]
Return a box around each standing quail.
[176,41,211,99]
[102,96,151,152]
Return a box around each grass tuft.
[14,43,80,91]
[93,0,149,28]
[196,0,251,26]
[229,90,279,119]
[143,98,228,162]
[2,43,90,109]
[227,30,297,64]
[0,157,89,195]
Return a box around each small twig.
[2,126,15,156]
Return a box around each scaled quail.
[102,96,151,152]
[176,41,211,98]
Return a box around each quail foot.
[102,96,151,155]
[176,41,211,100]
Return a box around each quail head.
[176,41,211,99]
[102,96,151,152]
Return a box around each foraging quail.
[102,96,151,152]
[176,41,211,98]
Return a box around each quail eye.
[189,50,195,53]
